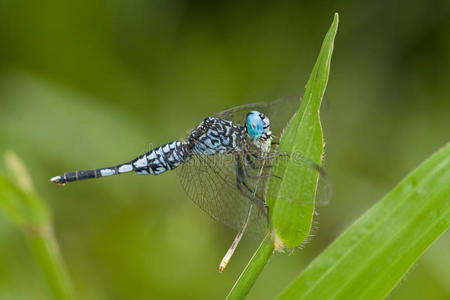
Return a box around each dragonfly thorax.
[188,117,244,155]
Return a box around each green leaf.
[226,13,339,299]
[279,143,450,300]
[0,153,50,229]
[267,12,338,248]
[0,153,75,300]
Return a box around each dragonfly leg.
[243,154,260,178]
[235,153,268,215]
[236,175,265,211]
[246,148,288,160]
[245,153,259,170]
[239,156,272,225]
[243,153,281,180]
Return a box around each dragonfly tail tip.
[50,176,61,183]
[50,176,66,187]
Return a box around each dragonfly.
[50,96,331,271]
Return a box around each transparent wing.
[215,95,301,138]
[177,148,332,239]
[176,150,270,238]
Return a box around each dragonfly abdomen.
[134,141,189,175]
[50,141,189,185]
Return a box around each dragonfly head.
[245,110,271,140]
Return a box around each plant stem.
[226,233,274,300]
[28,228,75,300]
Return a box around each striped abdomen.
[50,141,189,185]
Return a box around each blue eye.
[246,111,264,139]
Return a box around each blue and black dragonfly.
[50,96,330,270]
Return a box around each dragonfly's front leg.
[235,153,267,214]
[245,153,259,170]
[243,152,281,180]
[246,147,289,161]
[243,153,261,178]
[245,153,278,170]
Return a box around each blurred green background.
[0,1,449,299]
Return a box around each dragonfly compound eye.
[246,110,264,139]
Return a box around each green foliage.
[279,143,450,299]
[0,153,74,300]
[226,13,338,299]
[267,13,338,248]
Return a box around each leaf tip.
[331,13,339,32]
[4,150,35,193]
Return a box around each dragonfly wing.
[176,152,269,238]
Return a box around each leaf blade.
[0,154,75,300]
[226,13,339,299]
[279,143,450,300]
[267,12,339,247]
